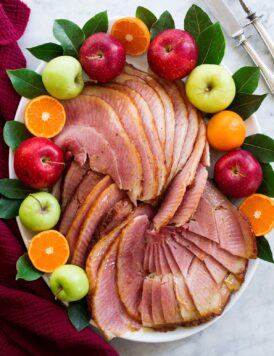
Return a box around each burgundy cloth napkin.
[0,1,118,355]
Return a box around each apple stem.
[47,161,65,166]
[29,194,44,210]
[54,287,63,300]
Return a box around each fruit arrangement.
[1,4,274,337]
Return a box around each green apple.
[42,56,84,99]
[19,192,60,231]
[50,264,89,302]
[185,64,236,113]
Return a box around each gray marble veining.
[20,1,274,355]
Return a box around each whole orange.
[207,110,246,151]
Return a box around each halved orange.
[239,194,274,236]
[111,17,150,55]
[24,95,66,138]
[28,230,69,272]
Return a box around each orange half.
[28,230,69,272]
[239,194,274,236]
[111,17,150,55]
[24,95,66,138]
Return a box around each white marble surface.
[20,0,274,355]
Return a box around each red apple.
[214,149,263,198]
[79,32,126,82]
[147,29,198,80]
[14,137,64,189]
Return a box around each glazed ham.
[57,95,142,203]
[83,85,158,200]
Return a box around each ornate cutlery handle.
[238,34,274,94]
[252,20,274,59]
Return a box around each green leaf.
[27,42,63,62]
[53,19,85,58]
[0,198,21,219]
[184,4,213,41]
[136,6,157,30]
[150,10,175,40]
[228,93,267,120]
[233,66,260,94]
[16,254,43,281]
[242,134,274,163]
[257,236,274,263]
[82,11,108,38]
[0,179,35,199]
[3,121,32,150]
[6,69,47,99]
[258,163,274,196]
[68,299,90,331]
[197,22,225,65]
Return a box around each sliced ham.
[155,79,188,185]
[153,119,206,230]
[151,275,166,327]
[171,164,208,226]
[201,141,210,167]
[72,183,125,268]
[61,160,89,210]
[92,239,140,339]
[203,181,256,258]
[143,244,151,273]
[59,170,102,235]
[86,218,131,293]
[51,178,62,202]
[157,241,172,275]
[83,85,158,200]
[124,64,175,174]
[186,196,219,243]
[60,95,142,203]
[66,175,112,256]
[148,244,156,273]
[177,229,247,277]
[106,83,166,195]
[175,82,199,172]
[113,73,166,148]
[140,275,154,328]
[165,237,194,276]
[173,275,201,324]
[185,257,230,319]
[95,198,133,238]
[117,215,150,321]
[161,274,182,325]
[154,243,162,275]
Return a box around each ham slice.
[51,178,62,202]
[173,275,201,324]
[61,160,89,210]
[55,125,121,189]
[124,64,175,174]
[140,275,154,328]
[60,95,142,203]
[113,73,166,148]
[92,239,140,339]
[117,215,150,321]
[153,119,206,230]
[66,176,112,256]
[156,79,188,185]
[72,183,125,268]
[185,257,230,319]
[151,275,166,327]
[83,85,158,200]
[175,81,199,172]
[106,83,166,195]
[202,181,256,258]
[171,164,208,226]
[161,274,182,325]
[59,170,103,235]
[202,141,210,167]
[177,229,247,277]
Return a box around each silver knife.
[239,0,274,59]
[203,0,274,94]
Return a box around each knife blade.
[203,0,244,37]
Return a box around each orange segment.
[24,95,66,138]
[28,230,69,272]
[111,17,150,55]
[239,194,274,236]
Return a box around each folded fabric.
[0,1,118,354]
